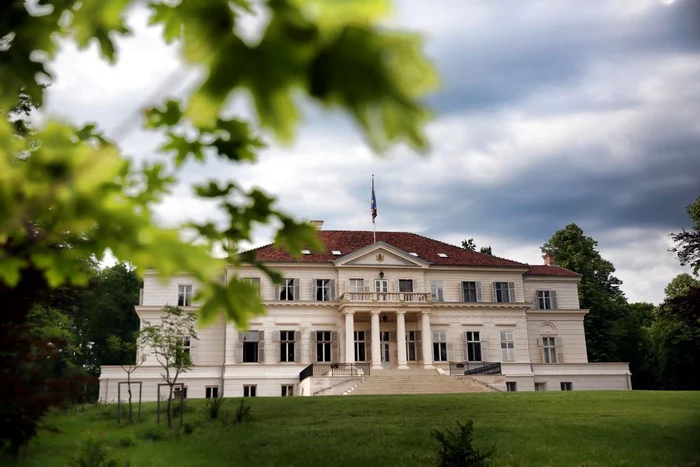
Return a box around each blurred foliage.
[0,0,437,327]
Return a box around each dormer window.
[301,249,311,255]
[331,250,342,256]
[437,253,448,258]
[409,252,419,257]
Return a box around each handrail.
[299,362,371,381]
[449,361,502,376]
[340,292,432,303]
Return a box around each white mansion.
[99,224,631,400]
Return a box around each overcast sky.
[44,0,699,304]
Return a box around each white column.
[344,312,355,364]
[396,311,408,370]
[371,311,382,369]
[421,311,434,369]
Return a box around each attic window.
[437,253,448,258]
[301,249,311,255]
[409,252,419,257]
[331,250,342,256]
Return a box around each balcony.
[340,292,432,303]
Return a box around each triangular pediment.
[334,242,428,268]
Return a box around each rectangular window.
[281,385,294,397]
[176,336,191,366]
[398,279,413,292]
[205,386,219,398]
[542,336,557,363]
[178,284,193,306]
[374,279,388,300]
[494,282,513,303]
[316,331,332,362]
[500,331,515,362]
[280,330,296,362]
[354,331,366,362]
[243,277,261,296]
[462,281,478,302]
[243,331,260,363]
[316,279,335,301]
[243,385,257,397]
[561,382,573,391]
[537,290,554,310]
[406,331,417,361]
[174,386,188,399]
[506,381,517,392]
[279,278,298,300]
[348,279,364,292]
[535,382,547,392]
[465,331,482,362]
[430,281,444,302]
[433,331,448,362]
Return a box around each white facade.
[99,234,631,400]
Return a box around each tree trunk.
[127,372,133,423]
[166,385,173,429]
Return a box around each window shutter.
[294,279,301,301]
[294,331,300,342]
[331,331,339,362]
[508,282,516,302]
[345,279,350,294]
[330,280,336,300]
[236,336,243,363]
[190,337,197,365]
[480,339,488,361]
[258,331,265,363]
[492,282,497,302]
[272,331,280,342]
[535,291,542,309]
[310,331,317,362]
[476,282,483,302]
[555,337,564,363]
[274,284,280,300]
[311,280,317,301]
[447,342,456,362]
[551,290,558,310]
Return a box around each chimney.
[310,220,324,229]
[543,253,556,266]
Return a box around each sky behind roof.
[44,0,700,304]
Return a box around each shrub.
[205,394,225,420]
[234,399,252,424]
[183,422,195,435]
[116,434,137,448]
[172,397,187,417]
[432,420,494,467]
[138,426,167,441]
[71,434,118,467]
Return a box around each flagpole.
[372,174,376,243]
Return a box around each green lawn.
[9,391,700,466]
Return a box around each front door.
[374,279,388,300]
[380,331,391,368]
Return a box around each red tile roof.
[247,230,527,268]
[525,265,581,277]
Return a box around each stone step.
[344,372,490,396]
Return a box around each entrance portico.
[341,308,434,370]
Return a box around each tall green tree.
[663,273,700,300]
[614,302,656,389]
[541,224,627,362]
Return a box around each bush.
[172,397,187,417]
[138,426,167,441]
[234,399,252,424]
[432,420,494,467]
[205,394,225,420]
[116,434,137,448]
[71,434,118,467]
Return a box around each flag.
[371,175,377,222]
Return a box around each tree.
[1,0,435,449]
[541,224,627,362]
[671,197,700,275]
[613,302,656,389]
[647,286,700,390]
[107,334,147,424]
[461,238,494,256]
[663,273,700,300]
[139,306,197,429]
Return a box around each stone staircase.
[344,369,493,395]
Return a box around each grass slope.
[10,391,700,466]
